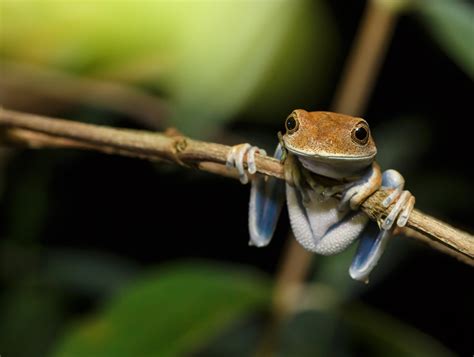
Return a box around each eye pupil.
[355,127,367,141]
[286,117,297,131]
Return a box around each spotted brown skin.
[283,109,377,165]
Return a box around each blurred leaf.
[0,0,337,137]
[0,287,65,357]
[44,249,140,298]
[245,0,338,121]
[414,0,474,78]
[52,261,270,357]
[341,303,454,357]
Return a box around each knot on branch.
[164,127,188,167]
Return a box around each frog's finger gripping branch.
[0,108,473,267]
[379,169,416,229]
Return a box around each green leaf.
[0,287,65,357]
[414,0,474,78]
[52,261,271,357]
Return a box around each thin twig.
[0,108,472,265]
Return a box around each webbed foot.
[226,143,266,184]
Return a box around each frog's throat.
[297,155,372,180]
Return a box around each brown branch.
[0,107,473,265]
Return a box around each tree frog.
[226,109,415,282]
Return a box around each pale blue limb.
[248,144,286,247]
[349,222,391,283]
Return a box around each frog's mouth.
[280,133,376,178]
[284,144,376,163]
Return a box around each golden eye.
[285,115,299,134]
[351,122,370,145]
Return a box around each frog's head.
[282,109,377,178]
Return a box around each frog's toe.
[381,169,405,207]
[382,186,403,207]
[396,194,415,227]
[382,190,413,230]
[247,146,266,175]
[226,143,251,184]
[226,143,265,184]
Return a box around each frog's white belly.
[286,185,368,255]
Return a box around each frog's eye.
[351,122,370,145]
[285,115,299,134]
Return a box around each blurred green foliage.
[51,261,453,357]
[413,0,474,78]
[0,0,337,137]
[0,0,472,356]
[52,262,270,357]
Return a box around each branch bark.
[0,107,473,265]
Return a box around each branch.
[0,108,473,266]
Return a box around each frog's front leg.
[322,162,382,211]
[379,169,416,229]
[226,143,286,247]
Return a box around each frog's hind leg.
[248,144,286,247]
[349,222,390,283]
[226,143,286,247]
